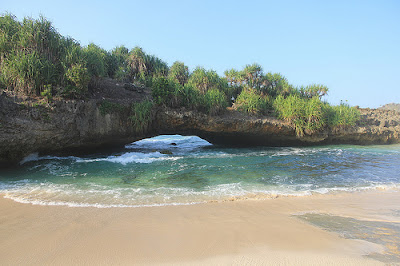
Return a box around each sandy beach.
[1,190,399,265]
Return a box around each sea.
[1,134,400,208]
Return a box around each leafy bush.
[274,95,326,136]
[175,84,201,109]
[151,77,176,106]
[0,14,88,96]
[325,102,360,128]
[83,43,108,77]
[1,50,57,95]
[203,89,228,115]
[235,89,271,114]
[304,96,326,132]
[111,46,129,80]
[262,72,294,97]
[40,85,53,102]
[300,84,329,99]
[127,47,168,86]
[274,95,360,136]
[2,15,63,94]
[187,67,226,94]
[65,63,90,97]
[169,61,189,85]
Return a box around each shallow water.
[296,213,400,263]
[1,135,400,207]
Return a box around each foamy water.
[1,135,400,208]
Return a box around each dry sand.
[1,190,399,265]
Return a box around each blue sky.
[2,0,399,108]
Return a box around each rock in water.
[159,150,173,155]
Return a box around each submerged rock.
[159,150,173,155]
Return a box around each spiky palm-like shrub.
[176,84,201,109]
[0,14,63,95]
[274,95,326,137]
[130,100,153,133]
[64,63,90,97]
[83,43,108,78]
[235,89,271,114]
[151,77,173,106]
[169,61,189,86]
[325,102,360,128]
[187,67,226,94]
[203,89,228,115]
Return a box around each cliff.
[1,79,399,165]
[154,107,400,146]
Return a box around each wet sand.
[1,191,399,265]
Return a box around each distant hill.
[379,103,400,112]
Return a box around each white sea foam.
[18,135,211,166]
[2,179,399,208]
[76,151,167,165]
[19,153,40,164]
[19,153,80,165]
[126,135,212,151]
[2,194,202,208]
[271,147,344,157]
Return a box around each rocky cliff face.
[325,108,400,145]
[0,94,144,165]
[154,107,400,146]
[154,108,304,146]
[1,87,399,165]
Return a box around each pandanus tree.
[169,61,189,85]
[83,43,108,78]
[0,14,64,95]
[126,46,168,84]
[262,72,294,97]
[110,45,129,81]
[127,46,148,80]
[299,84,329,99]
[188,67,224,94]
[145,54,168,78]
[224,68,245,99]
[242,63,263,90]
[0,14,21,62]
[224,68,245,87]
[111,45,129,67]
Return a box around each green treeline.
[0,14,360,136]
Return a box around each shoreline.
[1,190,399,265]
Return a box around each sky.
[1,0,399,108]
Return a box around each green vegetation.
[0,13,361,136]
[274,95,360,136]
[235,89,271,114]
[203,89,228,115]
[0,14,168,98]
[325,102,360,128]
[130,100,153,132]
[168,61,189,85]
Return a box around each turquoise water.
[1,135,400,207]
